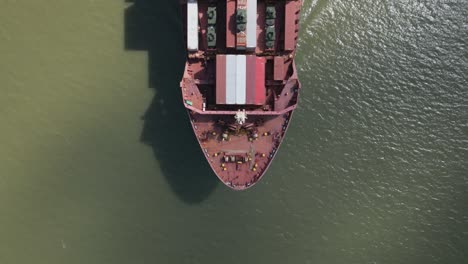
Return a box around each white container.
[246,0,257,49]
[225,55,237,104]
[236,55,247,104]
[187,0,199,51]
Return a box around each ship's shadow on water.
[124,0,218,203]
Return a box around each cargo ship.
[180,0,302,190]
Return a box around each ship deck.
[180,0,302,189]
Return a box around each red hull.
[180,0,302,190]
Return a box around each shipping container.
[246,55,257,104]
[187,0,199,51]
[226,0,236,48]
[246,0,257,49]
[274,56,285,80]
[225,55,237,104]
[284,1,296,51]
[236,55,247,104]
[216,55,227,104]
[255,57,266,104]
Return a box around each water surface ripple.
[0,0,466,263]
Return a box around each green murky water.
[0,0,467,263]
